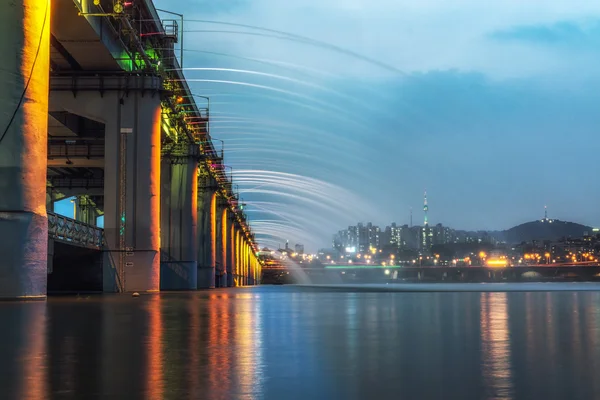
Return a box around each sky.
[152,0,600,251]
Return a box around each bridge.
[262,264,600,284]
[0,0,262,298]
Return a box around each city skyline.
[331,202,594,237]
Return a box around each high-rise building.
[391,223,401,247]
[380,226,392,248]
[295,244,304,254]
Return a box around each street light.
[155,8,184,69]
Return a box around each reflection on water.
[1,286,600,399]
[17,303,48,400]
[147,295,163,400]
[480,293,513,399]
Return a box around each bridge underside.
[0,0,261,298]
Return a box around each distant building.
[333,222,380,254]
[294,244,304,254]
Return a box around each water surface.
[1,285,599,399]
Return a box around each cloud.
[490,20,600,47]
[156,0,600,80]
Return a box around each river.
[1,284,600,399]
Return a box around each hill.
[494,219,593,243]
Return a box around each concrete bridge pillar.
[197,174,216,289]
[160,152,199,290]
[233,224,242,287]
[215,202,228,288]
[102,83,162,293]
[50,75,163,293]
[243,240,249,286]
[247,243,255,286]
[226,220,235,287]
[237,236,246,286]
[0,0,50,298]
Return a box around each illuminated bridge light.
[325,264,403,270]
[487,259,508,268]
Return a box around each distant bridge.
[262,264,600,284]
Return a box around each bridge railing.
[47,211,103,249]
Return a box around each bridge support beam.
[197,177,216,289]
[160,154,199,290]
[227,220,234,287]
[216,203,228,288]
[0,0,50,299]
[233,228,241,286]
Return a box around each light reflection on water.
[480,292,513,399]
[1,286,600,399]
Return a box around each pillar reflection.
[187,296,201,398]
[18,302,49,400]
[146,295,164,400]
[234,295,264,397]
[480,292,513,399]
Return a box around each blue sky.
[152,0,600,250]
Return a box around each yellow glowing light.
[479,252,487,259]
[487,259,508,267]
